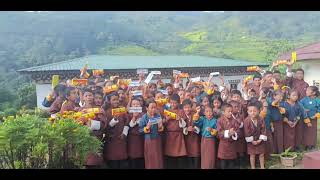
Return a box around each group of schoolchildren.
[42,62,320,169]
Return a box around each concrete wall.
[300,59,320,87]
[36,84,51,109]
[35,75,246,108]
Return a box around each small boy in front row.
[244,102,267,169]
[217,104,240,169]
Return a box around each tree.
[17,83,37,109]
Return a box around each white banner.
[128,107,143,113]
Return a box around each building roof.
[18,55,267,73]
[278,42,320,61]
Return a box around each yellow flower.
[272,102,279,107]
[210,129,218,136]
[192,114,200,121]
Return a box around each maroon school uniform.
[77,107,107,166]
[60,101,76,114]
[248,83,261,96]
[217,116,240,160]
[104,107,129,161]
[243,117,267,155]
[233,113,246,154]
[181,112,201,157]
[163,109,187,157]
[286,77,309,100]
[127,114,144,159]
[49,96,64,114]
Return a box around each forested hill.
[1,11,320,112]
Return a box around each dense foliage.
[0,113,102,169]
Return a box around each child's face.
[131,99,141,107]
[68,89,78,102]
[178,91,185,100]
[306,87,314,97]
[249,91,256,98]
[110,95,119,108]
[195,88,201,96]
[204,107,213,119]
[83,92,94,105]
[149,85,157,93]
[295,70,304,80]
[184,92,191,100]
[231,94,241,102]
[231,103,240,114]
[94,94,103,106]
[202,97,210,107]
[191,88,196,96]
[155,92,164,100]
[223,107,233,119]
[289,91,299,102]
[253,78,261,86]
[247,106,259,118]
[213,99,221,108]
[118,90,125,101]
[183,104,192,115]
[274,93,283,102]
[170,99,179,110]
[166,86,173,95]
[147,103,157,116]
[264,74,273,82]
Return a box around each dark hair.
[211,96,223,106]
[169,93,180,103]
[287,89,299,99]
[264,71,273,76]
[165,83,173,88]
[82,87,93,94]
[229,100,240,106]
[64,87,76,99]
[93,91,103,98]
[253,74,262,80]
[247,102,260,110]
[273,70,281,74]
[295,68,304,74]
[201,95,209,102]
[309,86,320,97]
[182,99,193,107]
[222,103,233,111]
[130,97,142,107]
[106,92,119,102]
[149,83,157,89]
[145,99,156,108]
[231,89,242,97]
[54,84,66,96]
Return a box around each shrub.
[0,114,102,169]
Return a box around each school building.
[17,55,267,108]
[278,42,320,87]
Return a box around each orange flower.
[143,127,150,133]
[279,107,286,114]
[192,114,200,121]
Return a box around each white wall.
[36,84,51,109]
[300,59,320,86]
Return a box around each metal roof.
[18,55,267,72]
